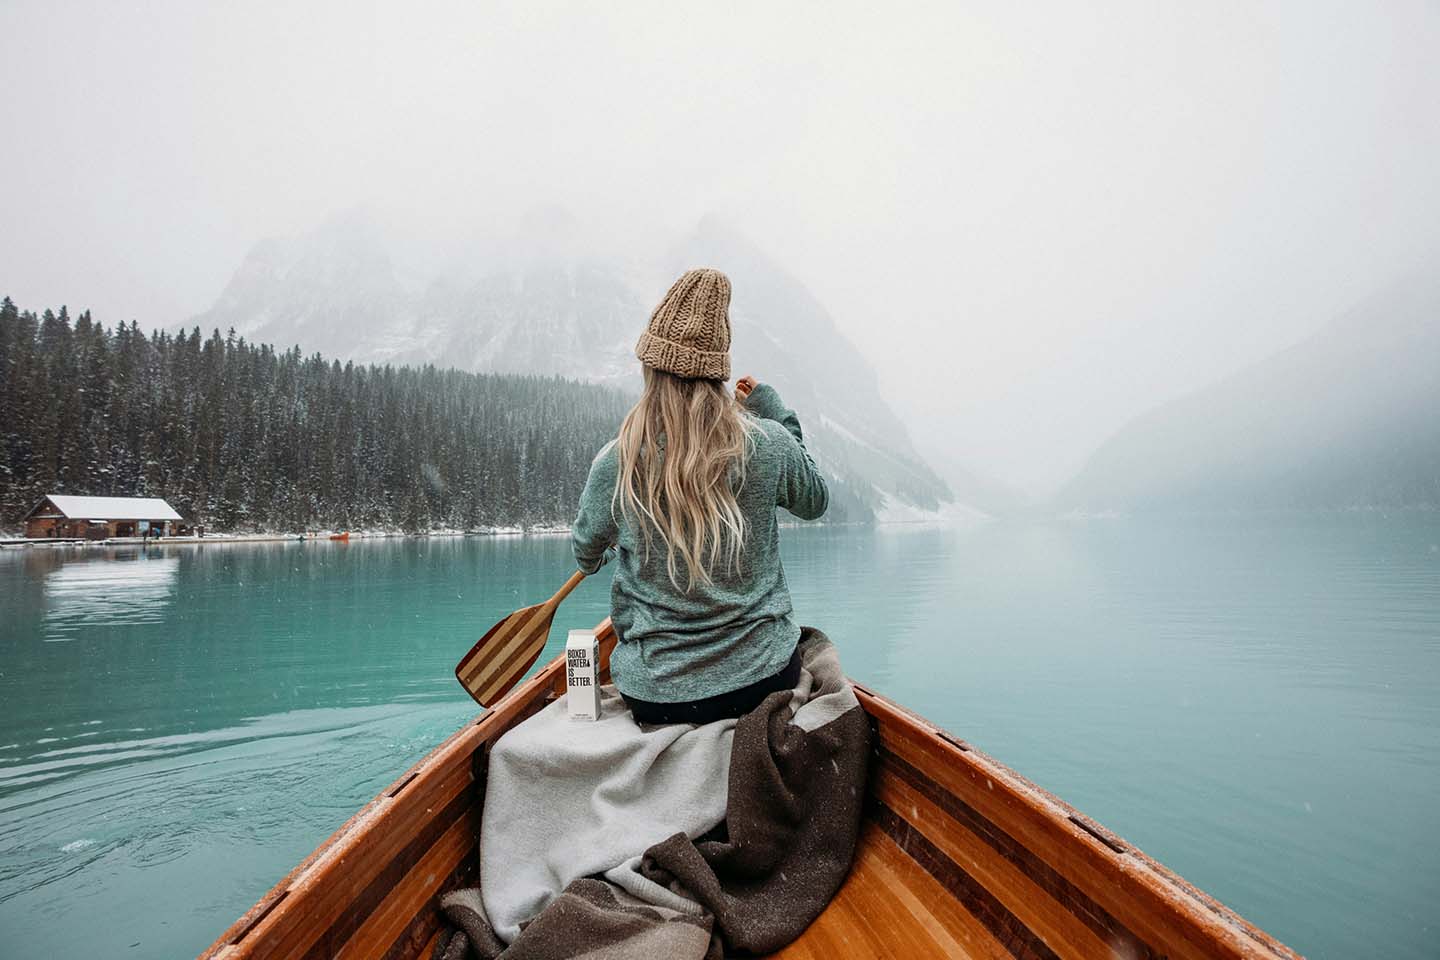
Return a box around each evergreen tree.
[1,299,634,533]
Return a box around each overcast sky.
[3,1,1437,495]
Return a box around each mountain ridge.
[192,211,961,522]
[1056,275,1440,513]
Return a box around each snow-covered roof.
[38,495,183,521]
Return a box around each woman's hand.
[735,375,758,401]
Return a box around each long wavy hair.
[613,367,760,592]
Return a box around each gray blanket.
[434,627,871,959]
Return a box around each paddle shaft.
[549,569,586,609]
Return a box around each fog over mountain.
[189,202,1440,518]
[1058,276,1440,513]
[193,210,973,521]
[6,3,1439,505]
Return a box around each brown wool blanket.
[433,627,871,960]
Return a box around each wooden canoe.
[199,618,1303,960]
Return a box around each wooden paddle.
[455,569,587,707]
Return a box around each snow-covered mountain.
[1056,275,1440,513]
[197,209,426,365]
[191,210,958,521]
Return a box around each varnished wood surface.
[200,619,1303,960]
[199,622,617,960]
[456,571,590,707]
[455,601,554,706]
[849,682,1303,960]
[766,824,1012,959]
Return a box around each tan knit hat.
[635,268,732,381]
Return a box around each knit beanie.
[635,268,732,381]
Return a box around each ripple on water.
[0,701,472,919]
[1,524,1437,958]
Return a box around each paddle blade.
[455,601,557,707]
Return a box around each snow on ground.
[2,527,576,549]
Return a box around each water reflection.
[42,551,179,640]
[0,522,1437,958]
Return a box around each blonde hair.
[613,367,759,592]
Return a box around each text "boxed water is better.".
[566,629,601,721]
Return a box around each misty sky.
[3,1,1438,496]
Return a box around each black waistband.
[621,645,803,726]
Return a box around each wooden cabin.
[201,618,1303,960]
[23,494,183,539]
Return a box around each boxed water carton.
[565,629,601,722]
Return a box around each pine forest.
[0,298,636,533]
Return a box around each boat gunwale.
[852,681,1303,960]
[196,619,617,959]
[200,618,1302,960]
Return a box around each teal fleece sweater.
[571,383,829,703]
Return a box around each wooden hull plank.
[873,763,1115,959]
[855,684,1302,960]
[199,622,1301,960]
[299,783,475,960]
[199,620,617,960]
[765,824,1010,959]
[257,762,474,957]
[334,808,479,960]
[852,829,1013,960]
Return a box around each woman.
[572,267,829,725]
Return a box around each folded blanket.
[436,626,871,959]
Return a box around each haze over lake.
[3,4,1439,958]
[5,1,1439,501]
[2,524,1437,958]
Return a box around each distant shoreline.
[0,517,947,550]
[0,527,575,549]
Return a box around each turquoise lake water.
[0,519,1437,958]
